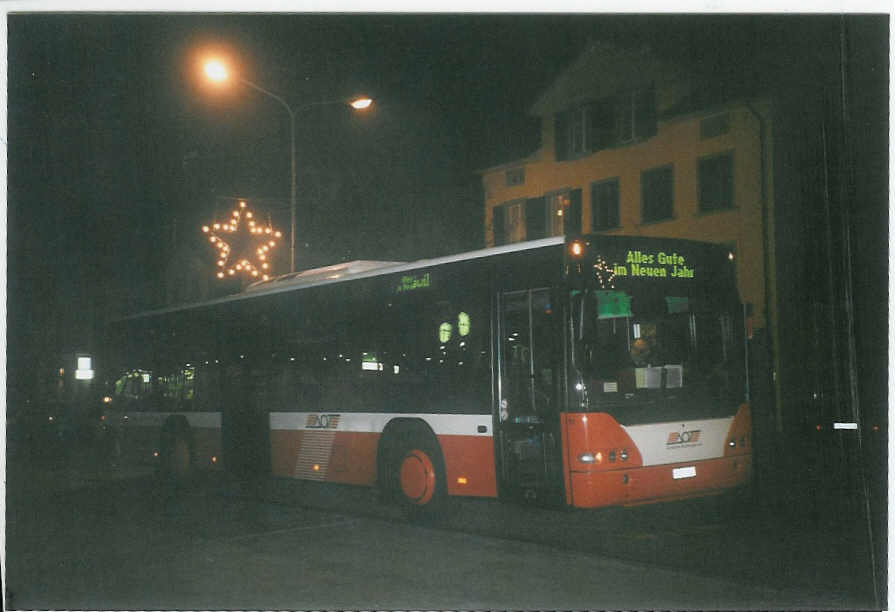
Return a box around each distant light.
[570,241,584,257]
[203,59,228,83]
[211,456,217,464]
[350,97,373,110]
[728,251,736,261]
[103,396,113,404]
[75,355,94,380]
[833,422,858,430]
[313,464,320,472]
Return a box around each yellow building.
[481,43,776,341]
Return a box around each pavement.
[5,429,885,610]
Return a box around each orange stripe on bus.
[438,434,498,498]
[570,455,751,508]
[271,429,498,498]
[192,427,223,470]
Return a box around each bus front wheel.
[384,429,447,519]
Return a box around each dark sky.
[7,13,889,396]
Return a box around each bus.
[101,234,752,512]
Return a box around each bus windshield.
[570,287,745,423]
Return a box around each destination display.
[566,235,737,290]
[611,249,695,279]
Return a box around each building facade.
[480,43,776,337]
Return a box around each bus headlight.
[578,453,596,463]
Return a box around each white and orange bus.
[102,234,751,512]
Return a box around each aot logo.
[667,429,702,446]
[306,414,341,429]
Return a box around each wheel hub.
[399,449,435,505]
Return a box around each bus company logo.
[306,414,341,429]
[667,430,702,446]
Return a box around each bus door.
[496,288,564,505]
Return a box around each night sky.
[7,13,889,405]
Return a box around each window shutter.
[565,188,582,235]
[554,111,569,161]
[588,98,616,151]
[634,86,657,140]
[492,205,507,246]
[525,197,547,240]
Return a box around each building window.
[505,167,525,187]
[545,189,583,236]
[641,165,674,223]
[547,191,569,236]
[699,151,734,212]
[617,87,657,145]
[700,113,730,140]
[555,86,657,161]
[493,200,525,245]
[591,178,620,231]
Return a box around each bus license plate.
[672,466,696,479]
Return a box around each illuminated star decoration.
[593,255,616,289]
[201,200,282,281]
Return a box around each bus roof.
[119,236,566,321]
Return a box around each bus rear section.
[562,236,752,508]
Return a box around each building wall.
[482,99,775,332]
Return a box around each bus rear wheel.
[386,430,447,519]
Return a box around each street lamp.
[202,58,372,273]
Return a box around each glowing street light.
[200,56,373,273]
[203,59,228,83]
[350,97,373,110]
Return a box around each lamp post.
[202,59,372,273]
